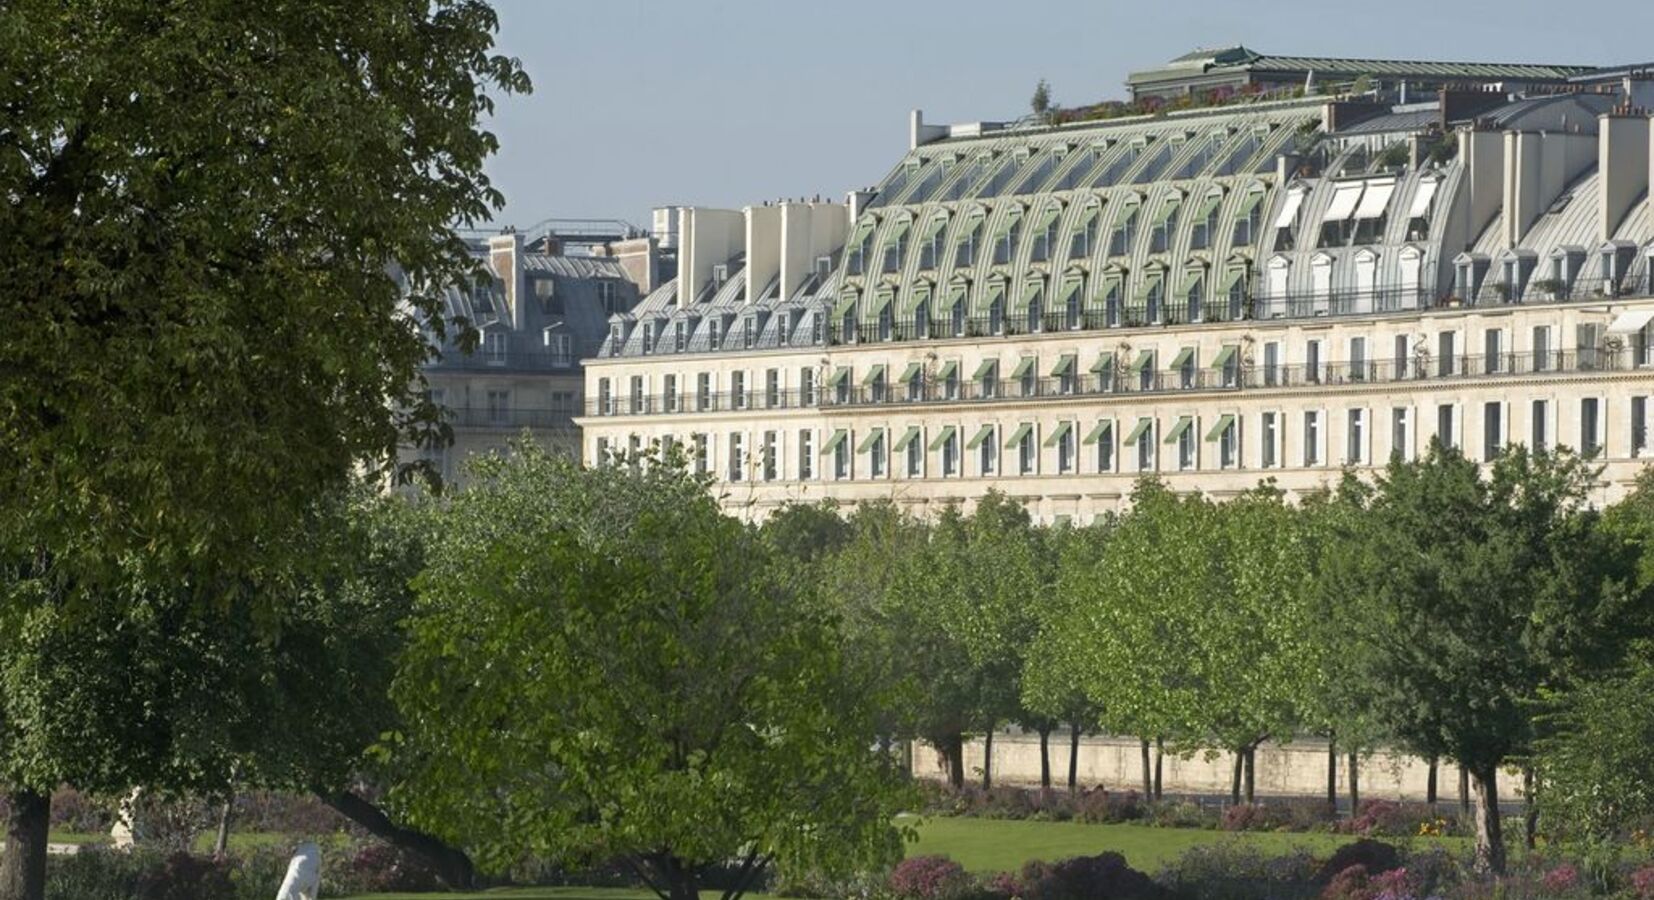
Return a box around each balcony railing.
[583,350,1647,417]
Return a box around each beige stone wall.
[916,732,1505,803]
[578,298,1654,521]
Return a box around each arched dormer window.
[1108,195,1141,257]
[916,212,950,269]
[954,207,986,267]
[1071,199,1102,259]
[1190,188,1225,250]
[1029,203,1063,263]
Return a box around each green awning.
[943,281,968,309]
[1134,275,1164,302]
[1150,193,1183,226]
[1205,414,1235,442]
[1124,417,1154,444]
[857,427,885,453]
[1210,346,1237,370]
[1010,356,1036,378]
[848,220,875,249]
[972,359,999,380]
[966,423,996,449]
[1004,423,1034,449]
[821,429,848,455]
[1096,275,1124,303]
[1090,352,1116,374]
[1111,197,1141,229]
[991,207,1025,241]
[1083,420,1113,445]
[1169,347,1195,369]
[833,290,859,316]
[893,425,921,452]
[928,425,957,451]
[1051,354,1076,377]
[1043,421,1073,447]
[920,213,950,243]
[937,360,959,380]
[1075,202,1102,228]
[1055,275,1084,306]
[1234,188,1267,217]
[882,218,912,247]
[954,213,984,246]
[898,362,922,382]
[865,289,893,316]
[1193,189,1225,221]
[1032,204,1063,234]
[1129,350,1155,373]
[862,364,886,386]
[827,366,852,387]
[1218,266,1247,293]
[1163,416,1193,444]
[981,280,1006,310]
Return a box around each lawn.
[339,816,1467,898]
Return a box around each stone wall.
[914,732,1511,803]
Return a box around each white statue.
[275,842,321,900]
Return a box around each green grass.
[46,831,109,846]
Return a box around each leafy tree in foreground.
[0,2,523,897]
[1316,444,1629,874]
[1533,641,1654,842]
[390,448,908,900]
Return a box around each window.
[1263,342,1281,386]
[1394,334,1409,379]
[1437,403,1456,449]
[1581,397,1601,457]
[728,433,745,481]
[942,429,960,476]
[742,317,756,349]
[765,369,781,408]
[594,437,609,464]
[546,333,573,366]
[1137,350,1156,391]
[1391,407,1410,461]
[696,372,713,411]
[943,363,960,399]
[1484,329,1503,374]
[869,367,888,403]
[834,367,852,404]
[1303,411,1321,466]
[692,434,709,475]
[904,428,925,477]
[1349,337,1366,381]
[833,432,850,480]
[641,322,655,355]
[906,365,924,401]
[762,431,779,481]
[1262,412,1279,468]
[1216,416,1238,469]
[1133,420,1156,471]
[673,321,687,353]
[1176,419,1197,471]
[707,318,721,349]
[979,361,999,399]
[1177,349,1196,389]
[978,426,998,475]
[732,371,747,409]
[1017,425,1037,475]
[994,216,1021,265]
[1019,359,1037,397]
[1483,402,1503,461]
[956,218,982,266]
[484,331,508,365]
[1438,331,1456,377]
[1056,423,1076,473]
[869,431,887,478]
[1578,323,1602,370]
[597,378,613,416]
[1347,408,1365,464]
[550,391,574,413]
[596,280,617,312]
[1030,213,1058,262]
[1094,421,1115,472]
[798,430,815,479]
[800,368,817,406]
[1634,397,1648,457]
[486,389,510,425]
[1305,339,1322,384]
[629,375,645,414]
[1532,400,1549,452]
[1532,326,1551,372]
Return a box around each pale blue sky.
[484,0,1652,230]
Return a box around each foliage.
[1012,852,1164,900]
[389,446,909,900]
[1030,80,1054,122]
[1153,843,1320,900]
[1534,642,1654,840]
[889,855,974,900]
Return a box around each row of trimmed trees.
[768,443,1654,875]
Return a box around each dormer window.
[596,280,617,313]
[673,320,687,353]
[710,264,729,291]
[607,324,622,357]
[484,331,508,365]
[815,255,833,279]
[707,318,721,348]
[742,317,756,349]
[641,321,655,355]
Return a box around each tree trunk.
[982,727,994,789]
[1469,766,1506,875]
[1067,722,1081,794]
[943,734,965,788]
[1230,751,1244,805]
[1426,757,1438,807]
[1243,745,1256,804]
[317,790,476,889]
[1523,767,1537,850]
[1153,737,1164,800]
[0,788,49,900]
[1348,752,1360,811]
[212,794,234,858]
[1038,726,1052,790]
[1459,764,1471,816]
[647,853,702,900]
[1326,737,1338,816]
[1139,739,1152,797]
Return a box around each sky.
[482,0,1654,231]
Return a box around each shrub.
[1634,864,1654,900]
[44,848,148,900]
[1076,789,1144,824]
[232,790,352,835]
[1016,853,1163,900]
[1540,863,1580,894]
[889,855,973,900]
[52,787,116,834]
[1221,803,1297,833]
[323,840,444,894]
[1154,844,1319,900]
[1146,800,1211,830]
[1315,841,1400,885]
[136,852,236,900]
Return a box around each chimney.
[846,189,877,224]
[604,237,659,295]
[910,109,948,150]
[1598,111,1650,241]
[486,232,525,329]
[652,207,680,250]
[1461,129,1503,250]
[744,204,782,305]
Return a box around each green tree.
[389,448,908,900]
[0,3,523,896]
[1021,518,1111,792]
[1317,444,1629,873]
[1031,79,1054,122]
[1533,642,1654,841]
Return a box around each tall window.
[798,430,815,480]
[869,431,887,478]
[762,431,779,481]
[692,434,709,475]
[1262,412,1279,468]
[597,378,612,416]
[629,376,645,414]
[1177,421,1197,471]
[1349,337,1367,381]
[1017,426,1037,475]
[1438,331,1457,377]
[1263,342,1280,386]
[1483,402,1502,461]
[1305,339,1322,384]
[728,432,745,482]
[800,368,817,406]
[663,374,678,413]
[1095,422,1115,472]
[1303,411,1321,466]
[1346,409,1365,464]
[1581,397,1601,457]
[942,430,959,476]
[486,389,510,425]
[1056,424,1075,473]
[1532,326,1551,372]
[696,372,711,411]
[546,333,573,366]
[1484,329,1503,374]
[1635,397,1649,457]
[1217,417,1238,469]
[732,371,747,410]
[1437,403,1456,449]
[906,430,924,478]
[979,426,998,475]
[1394,334,1409,379]
[833,434,850,480]
[484,330,508,365]
[1531,400,1549,452]
[1135,420,1155,471]
[1391,407,1410,461]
